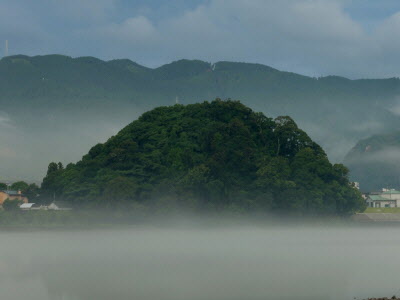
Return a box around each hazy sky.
[2,0,400,78]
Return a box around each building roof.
[0,190,23,196]
[20,203,35,209]
[369,195,395,201]
[382,190,400,194]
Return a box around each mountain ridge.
[1,54,400,181]
[5,54,400,81]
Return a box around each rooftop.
[20,203,35,209]
[368,195,394,201]
[0,190,22,196]
[382,190,400,194]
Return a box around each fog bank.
[0,226,399,300]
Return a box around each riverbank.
[353,212,400,223]
[365,207,400,213]
[0,209,358,229]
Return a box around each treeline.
[39,100,365,215]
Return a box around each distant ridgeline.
[41,100,364,215]
[2,54,400,181]
[344,131,400,192]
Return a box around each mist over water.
[1,224,399,300]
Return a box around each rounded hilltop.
[41,99,365,215]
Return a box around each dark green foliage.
[41,162,67,203]
[0,183,7,190]
[41,100,365,215]
[23,183,41,203]
[47,163,59,175]
[2,199,22,211]
[10,181,29,191]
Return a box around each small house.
[366,189,400,208]
[0,190,28,205]
[366,195,397,208]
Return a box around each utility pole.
[5,40,8,57]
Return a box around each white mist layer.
[0,226,398,300]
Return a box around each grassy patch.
[364,207,400,213]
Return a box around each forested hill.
[2,55,400,109]
[344,132,400,191]
[1,54,400,181]
[41,100,365,215]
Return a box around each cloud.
[2,0,400,77]
[0,2,45,38]
[0,112,15,129]
[74,0,383,76]
[351,120,384,132]
[349,146,400,163]
[50,0,116,21]
[0,112,19,160]
[95,16,158,44]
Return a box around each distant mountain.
[41,100,365,215]
[344,132,400,192]
[0,54,400,181]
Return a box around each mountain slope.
[344,132,400,191]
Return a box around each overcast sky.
[1,0,400,78]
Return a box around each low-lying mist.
[1,224,399,300]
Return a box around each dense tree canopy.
[41,100,365,215]
[10,181,29,191]
[2,199,22,211]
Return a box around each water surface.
[0,225,398,300]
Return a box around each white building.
[366,189,400,208]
